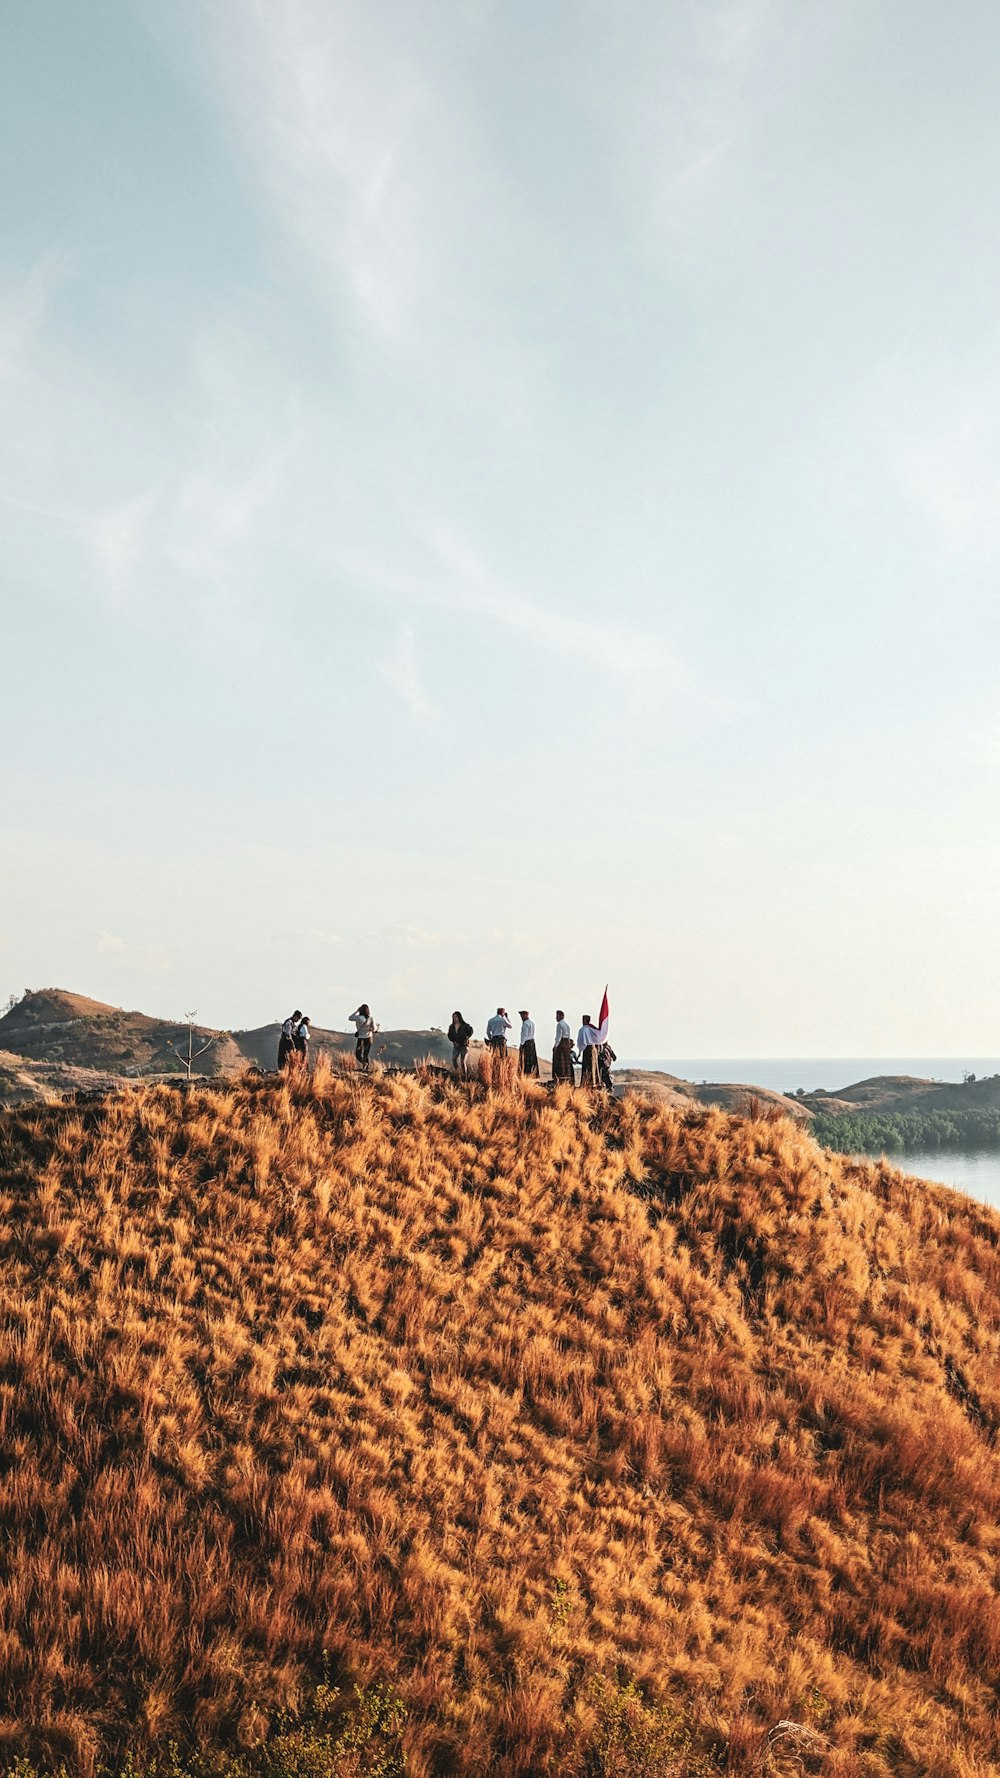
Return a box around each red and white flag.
[596,986,609,1043]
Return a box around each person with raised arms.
[485,1007,511,1056]
[349,1004,379,1071]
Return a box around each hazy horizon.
[4,2,1000,1053]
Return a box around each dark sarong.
[552,1038,574,1084]
[277,1034,293,1070]
[487,1036,507,1056]
[519,1040,539,1076]
[580,1045,597,1088]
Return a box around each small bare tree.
[164,1010,226,1080]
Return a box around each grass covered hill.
[3,1070,1000,1776]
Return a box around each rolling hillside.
[2,1065,1000,1775]
[0,991,454,1101]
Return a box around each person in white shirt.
[278,1010,301,1072]
[577,1015,602,1088]
[485,1008,511,1055]
[518,1010,538,1076]
[349,1004,379,1070]
[294,1015,311,1072]
[552,1010,574,1085]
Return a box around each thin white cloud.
[372,924,450,948]
[0,251,71,380]
[588,0,822,269]
[343,526,732,712]
[895,412,1000,561]
[378,624,436,723]
[194,0,430,342]
[97,932,172,974]
[423,522,687,688]
[89,491,160,604]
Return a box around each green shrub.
[3,1686,406,1778]
[582,1677,717,1778]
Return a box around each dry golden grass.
[2,1059,1000,1776]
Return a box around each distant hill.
[800,1071,1000,1116]
[0,990,454,1101]
[3,1068,1000,1774]
[611,1067,808,1118]
[0,989,243,1081]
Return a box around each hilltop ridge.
[0,991,809,1119]
[2,1065,1000,1775]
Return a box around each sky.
[3,0,1000,1054]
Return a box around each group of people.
[448,1007,616,1090]
[277,1010,311,1071]
[278,1005,380,1072]
[279,1001,616,1090]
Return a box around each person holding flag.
[577,988,609,1090]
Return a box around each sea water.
[618,1059,1000,1209]
[887,1149,1000,1210]
[622,1058,1000,1094]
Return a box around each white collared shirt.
[554,1019,571,1044]
[519,1018,535,1045]
[486,1013,511,1039]
[577,1023,601,1049]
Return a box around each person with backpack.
[349,1004,379,1070]
[278,1010,302,1072]
[597,1040,616,1094]
[447,1010,474,1076]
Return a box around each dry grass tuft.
[2,1070,1000,1775]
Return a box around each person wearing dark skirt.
[518,1011,539,1076]
[278,1010,301,1071]
[577,1015,600,1089]
[552,1010,575,1085]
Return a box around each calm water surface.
[624,1058,1000,1093]
[617,1060,1000,1209]
[882,1149,1000,1210]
